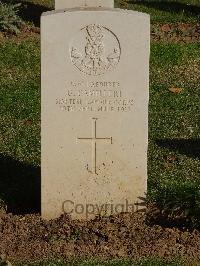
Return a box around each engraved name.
[56,81,134,113]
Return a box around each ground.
[0,0,200,265]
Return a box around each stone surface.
[55,0,114,9]
[41,8,150,220]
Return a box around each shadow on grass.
[1,0,51,27]
[128,0,200,17]
[156,138,200,159]
[0,154,41,215]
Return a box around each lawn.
[0,0,200,265]
[0,36,199,225]
[115,0,200,23]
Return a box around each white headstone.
[41,8,150,220]
[55,0,114,9]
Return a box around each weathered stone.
[41,8,150,220]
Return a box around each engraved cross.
[77,118,113,175]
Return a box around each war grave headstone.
[41,1,150,220]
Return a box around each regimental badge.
[70,24,121,76]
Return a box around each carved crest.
[70,24,121,75]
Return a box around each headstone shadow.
[0,154,41,215]
[155,138,200,159]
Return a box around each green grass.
[2,0,200,26]
[148,43,200,226]
[0,40,40,213]
[0,39,200,223]
[0,40,40,165]
[115,0,200,23]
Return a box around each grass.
[0,40,40,214]
[0,40,40,165]
[0,39,200,223]
[1,0,200,27]
[115,0,200,23]
[148,43,200,226]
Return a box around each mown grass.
[0,40,40,214]
[0,40,40,165]
[148,43,200,226]
[0,39,199,223]
[115,0,200,23]
[2,0,200,26]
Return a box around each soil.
[0,26,40,43]
[152,23,200,43]
[0,208,200,264]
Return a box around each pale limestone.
[41,8,150,220]
[55,0,114,9]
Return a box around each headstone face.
[55,0,114,9]
[41,8,150,220]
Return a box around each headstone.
[41,7,150,220]
[55,0,114,9]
